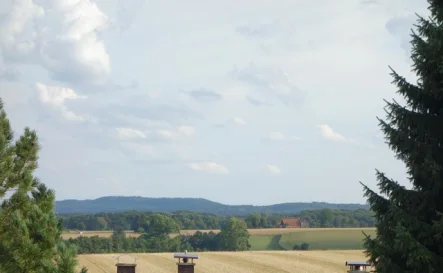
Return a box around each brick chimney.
[173,251,199,273]
[115,255,137,273]
[115,263,136,273]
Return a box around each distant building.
[279,218,309,228]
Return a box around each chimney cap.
[173,253,199,259]
[345,261,371,266]
[115,263,137,267]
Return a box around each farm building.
[279,218,309,228]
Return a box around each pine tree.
[0,99,16,199]
[360,1,443,272]
[0,98,87,273]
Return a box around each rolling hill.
[55,196,369,215]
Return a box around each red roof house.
[279,218,309,228]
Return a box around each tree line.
[66,217,251,254]
[63,208,374,254]
[59,208,375,231]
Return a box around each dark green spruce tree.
[0,98,88,273]
[360,1,443,272]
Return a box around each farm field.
[278,228,376,250]
[249,235,284,250]
[62,228,376,250]
[77,250,369,273]
[178,228,376,250]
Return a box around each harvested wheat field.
[77,250,368,273]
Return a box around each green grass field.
[248,235,284,250]
[249,228,376,250]
[177,228,377,250]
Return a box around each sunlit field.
[77,250,369,273]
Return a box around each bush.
[293,244,301,250]
[301,243,309,250]
[137,227,145,233]
[293,242,309,251]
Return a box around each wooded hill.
[55,196,369,214]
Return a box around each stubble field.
[77,250,368,273]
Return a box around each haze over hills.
[55,196,369,215]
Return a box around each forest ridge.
[55,196,369,214]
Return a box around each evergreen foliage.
[0,98,87,273]
[360,1,443,272]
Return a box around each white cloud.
[188,162,229,174]
[156,130,176,139]
[229,117,246,125]
[220,86,249,102]
[267,164,281,174]
[156,125,195,140]
[36,82,86,121]
[215,117,247,127]
[116,127,146,139]
[316,124,356,143]
[0,0,44,55]
[268,131,285,141]
[0,0,110,85]
[268,131,299,141]
[36,82,86,106]
[178,125,195,136]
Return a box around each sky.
[0,0,429,205]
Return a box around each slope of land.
[77,250,368,273]
[277,228,376,250]
[177,228,376,250]
[55,196,369,214]
[63,228,375,251]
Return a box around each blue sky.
[0,0,428,205]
